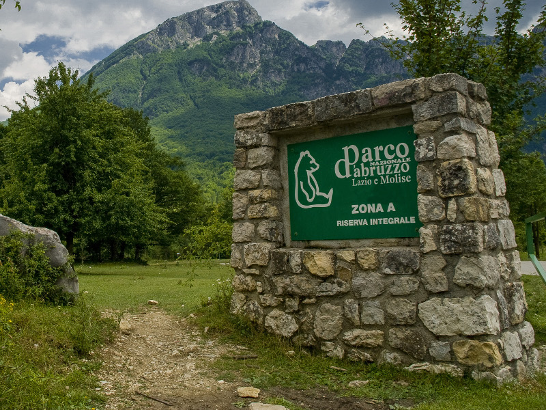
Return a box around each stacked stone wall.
[230,73,538,383]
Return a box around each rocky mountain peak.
[136,0,262,54]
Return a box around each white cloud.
[2,52,52,81]
[0,80,36,121]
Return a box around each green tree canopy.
[0,62,202,260]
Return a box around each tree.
[0,1,20,11]
[371,0,546,249]
[0,62,201,259]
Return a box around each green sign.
[287,126,421,241]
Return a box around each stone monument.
[230,73,537,383]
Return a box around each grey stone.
[389,276,420,296]
[439,223,484,254]
[504,282,527,325]
[429,73,469,95]
[417,165,434,192]
[389,328,428,359]
[247,147,276,168]
[437,158,477,198]
[420,255,449,293]
[249,189,278,204]
[429,341,452,361]
[496,290,511,330]
[230,244,244,269]
[458,197,489,222]
[288,250,303,273]
[232,192,248,220]
[419,225,438,253]
[232,222,255,242]
[248,403,288,410]
[414,137,436,162]
[501,331,523,361]
[385,299,417,325]
[248,203,280,219]
[467,80,488,100]
[317,278,350,296]
[518,321,535,349]
[484,223,501,250]
[379,351,405,366]
[285,296,299,313]
[489,199,510,219]
[261,170,282,188]
[418,195,445,222]
[257,220,283,243]
[315,89,373,121]
[259,294,282,307]
[497,366,515,384]
[352,271,385,298]
[232,274,257,292]
[234,130,276,147]
[321,341,345,359]
[444,117,478,134]
[414,120,442,135]
[234,170,261,190]
[492,169,507,197]
[498,220,517,250]
[360,301,385,325]
[507,251,522,280]
[469,100,492,126]
[314,303,343,340]
[272,275,320,297]
[381,248,420,275]
[476,127,500,167]
[447,199,457,222]
[347,350,374,362]
[265,309,298,338]
[472,370,499,384]
[244,243,274,266]
[405,363,463,377]
[372,78,426,108]
[233,148,247,168]
[437,134,476,159]
[244,300,264,324]
[233,110,266,131]
[476,168,495,195]
[413,91,467,121]
[230,292,246,314]
[267,101,315,131]
[453,255,500,289]
[269,249,289,273]
[344,299,360,326]
[418,295,500,336]
[342,329,384,347]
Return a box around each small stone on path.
[147,300,159,305]
[237,386,260,398]
[249,403,288,410]
[348,380,370,388]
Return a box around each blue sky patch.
[305,1,329,11]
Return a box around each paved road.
[521,260,545,276]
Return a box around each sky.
[0,0,544,121]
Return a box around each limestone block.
[437,158,477,198]
[507,250,522,280]
[314,303,343,340]
[269,249,289,273]
[321,342,345,359]
[356,248,378,270]
[234,169,261,190]
[497,289,511,330]
[360,300,385,325]
[232,222,255,243]
[429,341,452,361]
[476,168,495,195]
[417,164,434,192]
[504,282,527,325]
[418,295,501,336]
[347,349,374,362]
[336,250,355,281]
[267,101,315,131]
[453,255,501,289]
[244,243,274,266]
[257,220,283,243]
[458,197,489,222]
[497,366,515,384]
[243,269,260,275]
[249,189,278,204]
[489,199,510,219]
[248,203,280,219]
[475,128,499,167]
[234,131,276,147]
[344,299,360,326]
[501,331,523,361]
[244,300,264,324]
[413,91,467,122]
[414,137,436,162]
[259,295,282,307]
[315,89,373,122]
[420,255,449,293]
[406,363,464,378]
[447,199,457,222]
[414,120,442,135]
[247,147,276,168]
[437,134,476,160]
[233,110,267,131]
[419,225,438,253]
[492,169,507,198]
[467,80,488,101]
[388,328,428,359]
[230,292,246,314]
[372,78,426,108]
[497,219,517,250]
[230,244,244,269]
[484,223,501,250]
[352,271,385,298]
[232,192,249,220]
[316,278,350,296]
[265,309,299,338]
[262,170,282,189]
[385,299,417,325]
[381,248,420,275]
[444,117,478,134]
[288,250,303,273]
[342,329,384,348]
[518,322,535,349]
[468,99,492,126]
[453,340,503,368]
[285,296,299,313]
[379,351,405,366]
[256,280,264,293]
[233,148,247,168]
[439,223,483,254]
[429,73,469,95]
[337,250,356,263]
[232,274,257,292]
[418,195,445,223]
[303,250,335,277]
[272,275,320,297]
[389,276,420,296]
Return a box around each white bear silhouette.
[294,150,333,209]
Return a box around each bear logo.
[294,150,333,209]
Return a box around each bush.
[0,232,70,304]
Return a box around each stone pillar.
[230,73,537,384]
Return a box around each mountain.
[84,0,408,197]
